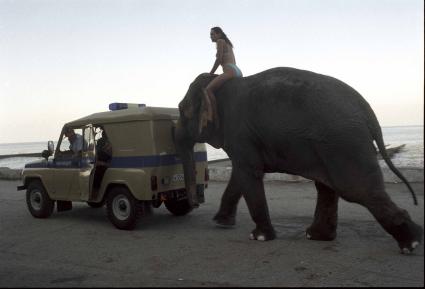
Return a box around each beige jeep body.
[18,105,208,229]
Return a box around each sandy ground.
[0,179,423,287]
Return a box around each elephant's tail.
[367,106,418,205]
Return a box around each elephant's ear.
[198,88,214,134]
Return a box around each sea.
[0,126,423,169]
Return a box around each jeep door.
[51,128,84,200]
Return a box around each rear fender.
[97,168,149,201]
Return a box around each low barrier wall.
[0,168,22,180]
[2,163,423,183]
[208,165,424,183]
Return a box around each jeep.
[17,104,208,230]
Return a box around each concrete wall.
[2,164,423,183]
[207,164,424,183]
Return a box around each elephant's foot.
[249,227,276,241]
[306,224,336,241]
[392,221,423,254]
[213,213,236,228]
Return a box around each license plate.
[172,174,184,183]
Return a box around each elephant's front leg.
[235,166,276,241]
[306,181,339,241]
[213,169,243,227]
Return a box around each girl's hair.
[211,27,233,48]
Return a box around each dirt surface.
[1,180,423,287]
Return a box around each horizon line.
[0,124,423,146]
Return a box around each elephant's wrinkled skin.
[175,67,422,253]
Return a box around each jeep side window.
[83,126,94,161]
[83,127,95,152]
[58,128,84,156]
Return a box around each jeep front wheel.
[26,180,54,218]
[106,187,138,230]
[164,198,193,216]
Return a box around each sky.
[0,0,423,143]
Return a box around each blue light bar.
[109,103,146,111]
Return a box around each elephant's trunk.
[174,121,199,207]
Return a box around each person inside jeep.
[64,128,84,157]
[96,129,112,164]
[92,128,112,192]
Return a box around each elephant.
[174,67,422,254]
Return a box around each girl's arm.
[210,39,225,74]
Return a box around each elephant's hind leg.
[330,164,422,253]
[360,190,423,254]
[315,142,422,253]
[306,181,339,241]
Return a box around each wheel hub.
[113,195,130,221]
[30,191,42,210]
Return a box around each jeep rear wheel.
[26,180,54,218]
[106,187,138,230]
[164,198,193,216]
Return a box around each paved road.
[1,180,423,287]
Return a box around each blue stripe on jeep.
[110,151,207,168]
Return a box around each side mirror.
[48,141,54,154]
[42,141,54,160]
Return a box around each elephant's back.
[230,67,374,142]
[243,67,362,99]
[241,66,371,118]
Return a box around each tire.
[87,201,104,208]
[164,198,193,216]
[106,186,138,230]
[26,180,54,218]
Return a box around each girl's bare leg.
[206,72,234,128]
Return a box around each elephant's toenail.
[412,241,419,249]
[306,233,311,239]
[257,235,266,241]
[401,248,411,254]
[249,233,255,240]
